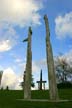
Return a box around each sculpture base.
[17,99,72,102]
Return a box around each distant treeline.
[57,81,72,89]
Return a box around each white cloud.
[63,50,72,67]
[15,58,23,63]
[32,59,47,73]
[0,26,18,52]
[36,59,47,68]
[55,12,72,39]
[32,62,40,73]
[0,65,42,90]
[0,58,48,90]
[0,40,12,52]
[0,0,43,27]
[1,68,22,90]
[0,0,43,52]
[0,65,3,70]
[18,61,40,73]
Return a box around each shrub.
[57,81,72,89]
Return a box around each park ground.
[0,89,72,108]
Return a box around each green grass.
[0,89,72,108]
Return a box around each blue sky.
[0,0,72,89]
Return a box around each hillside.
[0,89,72,108]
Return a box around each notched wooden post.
[44,15,59,100]
[23,27,32,99]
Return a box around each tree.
[6,86,9,90]
[55,56,72,83]
[1,87,3,90]
[20,74,35,89]
[31,75,35,88]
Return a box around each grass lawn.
[0,89,72,108]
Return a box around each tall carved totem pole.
[23,27,32,99]
[0,71,3,89]
[44,15,59,100]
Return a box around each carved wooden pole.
[44,15,59,100]
[23,27,32,99]
[0,71,3,88]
